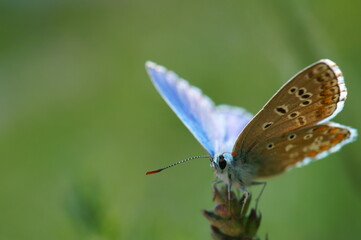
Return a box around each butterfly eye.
[218,156,227,170]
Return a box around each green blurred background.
[1,0,360,239]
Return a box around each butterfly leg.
[240,185,249,216]
[212,179,223,186]
[211,179,224,202]
[227,181,232,203]
[251,181,267,210]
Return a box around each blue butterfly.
[145,60,357,198]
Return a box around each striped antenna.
[146,155,211,175]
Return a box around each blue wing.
[146,61,253,156]
[215,105,253,152]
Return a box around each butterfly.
[145,59,357,200]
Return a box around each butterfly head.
[211,153,236,182]
[211,153,231,171]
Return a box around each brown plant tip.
[203,185,263,240]
[214,203,232,219]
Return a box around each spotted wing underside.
[249,123,357,177]
[231,59,357,177]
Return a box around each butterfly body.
[212,153,256,188]
[146,60,357,192]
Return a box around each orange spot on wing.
[331,139,341,145]
[232,152,237,157]
[307,151,318,157]
[335,133,344,139]
[320,89,333,96]
[319,145,329,151]
[328,128,339,134]
[315,126,328,131]
[323,97,333,104]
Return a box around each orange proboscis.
[146,169,163,175]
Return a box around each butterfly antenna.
[146,155,211,175]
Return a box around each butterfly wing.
[249,122,357,177]
[147,61,252,155]
[215,105,253,152]
[232,59,357,176]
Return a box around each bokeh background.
[1,0,360,239]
